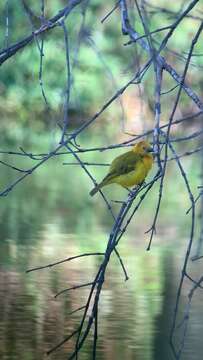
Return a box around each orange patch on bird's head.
[132,140,152,155]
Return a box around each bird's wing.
[104,151,140,181]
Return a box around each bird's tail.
[89,183,102,197]
[90,175,113,196]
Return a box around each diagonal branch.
[0,0,85,65]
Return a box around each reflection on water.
[0,143,203,359]
[0,226,162,359]
[2,236,203,360]
[0,229,164,360]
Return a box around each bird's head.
[132,140,153,155]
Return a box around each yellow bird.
[90,140,154,196]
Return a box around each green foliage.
[0,1,132,129]
[0,0,202,141]
[0,1,202,130]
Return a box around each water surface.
[0,141,202,360]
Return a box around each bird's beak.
[147,147,154,153]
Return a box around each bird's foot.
[124,187,137,197]
[129,185,144,198]
[132,182,146,193]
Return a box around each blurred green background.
[0,1,203,359]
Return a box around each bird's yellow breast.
[114,154,153,187]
